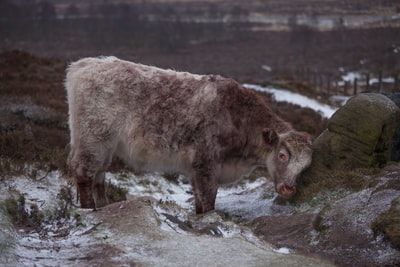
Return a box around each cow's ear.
[262,128,278,146]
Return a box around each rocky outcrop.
[254,164,400,267]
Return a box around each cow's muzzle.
[276,183,296,198]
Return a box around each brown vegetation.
[0,51,68,176]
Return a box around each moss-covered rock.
[294,93,400,202]
[309,93,400,174]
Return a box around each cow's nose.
[277,183,296,198]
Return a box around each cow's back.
[66,57,219,116]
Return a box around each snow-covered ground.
[2,164,398,266]
[106,172,288,220]
[0,169,300,266]
[244,83,338,118]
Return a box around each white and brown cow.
[66,57,313,214]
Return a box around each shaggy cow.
[66,57,313,214]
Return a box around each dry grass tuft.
[106,182,128,204]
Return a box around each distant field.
[53,0,399,16]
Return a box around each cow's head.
[263,128,313,198]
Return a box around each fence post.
[353,78,358,95]
[344,81,349,96]
[365,73,370,92]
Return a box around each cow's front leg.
[76,173,96,209]
[192,176,218,214]
[191,161,220,214]
[92,171,108,209]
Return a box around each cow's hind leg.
[70,144,113,209]
[76,170,96,209]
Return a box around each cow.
[65,57,313,214]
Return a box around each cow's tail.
[65,61,83,174]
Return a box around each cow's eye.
[278,150,289,162]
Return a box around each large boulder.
[381,92,400,161]
[310,93,400,173]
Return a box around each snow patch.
[0,171,104,266]
[274,247,291,254]
[341,72,362,83]
[106,172,193,210]
[261,65,272,72]
[370,77,395,84]
[244,83,337,118]
[5,170,74,211]
[338,71,396,86]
